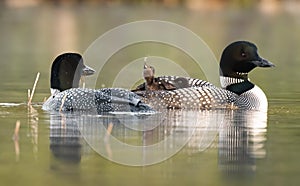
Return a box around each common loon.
[42,53,153,113]
[134,41,274,112]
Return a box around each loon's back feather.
[43,88,153,113]
[158,76,214,88]
[136,84,268,112]
[135,85,236,110]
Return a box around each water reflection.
[49,113,82,164]
[27,105,39,160]
[48,109,267,171]
[79,110,220,166]
[218,110,267,177]
[49,110,220,165]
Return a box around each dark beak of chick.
[82,65,95,76]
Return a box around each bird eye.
[240,49,247,58]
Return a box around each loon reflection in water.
[49,109,267,172]
[218,110,267,176]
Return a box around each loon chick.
[132,63,192,92]
[42,53,153,113]
[136,41,275,112]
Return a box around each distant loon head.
[50,53,95,93]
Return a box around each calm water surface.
[0,3,300,186]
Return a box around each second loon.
[42,53,153,113]
[133,41,275,112]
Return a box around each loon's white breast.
[236,85,268,112]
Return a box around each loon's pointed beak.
[252,58,275,68]
[82,65,95,76]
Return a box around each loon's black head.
[219,41,275,79]
[50,53,95,92]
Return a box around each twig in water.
[28,89,31,102]
[28,72,40,106]
[81,76,86,89]
[107,122,114,135]
[13,120,21,141]
[59,94,68,112]
[104,122,114,142]
[13,120,21,161]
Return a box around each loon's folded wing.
[158,76,214,88]
[95,88,154,112]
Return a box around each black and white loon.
[133,41,275,112]
[42,53,153,113]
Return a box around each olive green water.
[0,3,300,186]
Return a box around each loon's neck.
[220,76,247,88]
[220,76,254,95]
